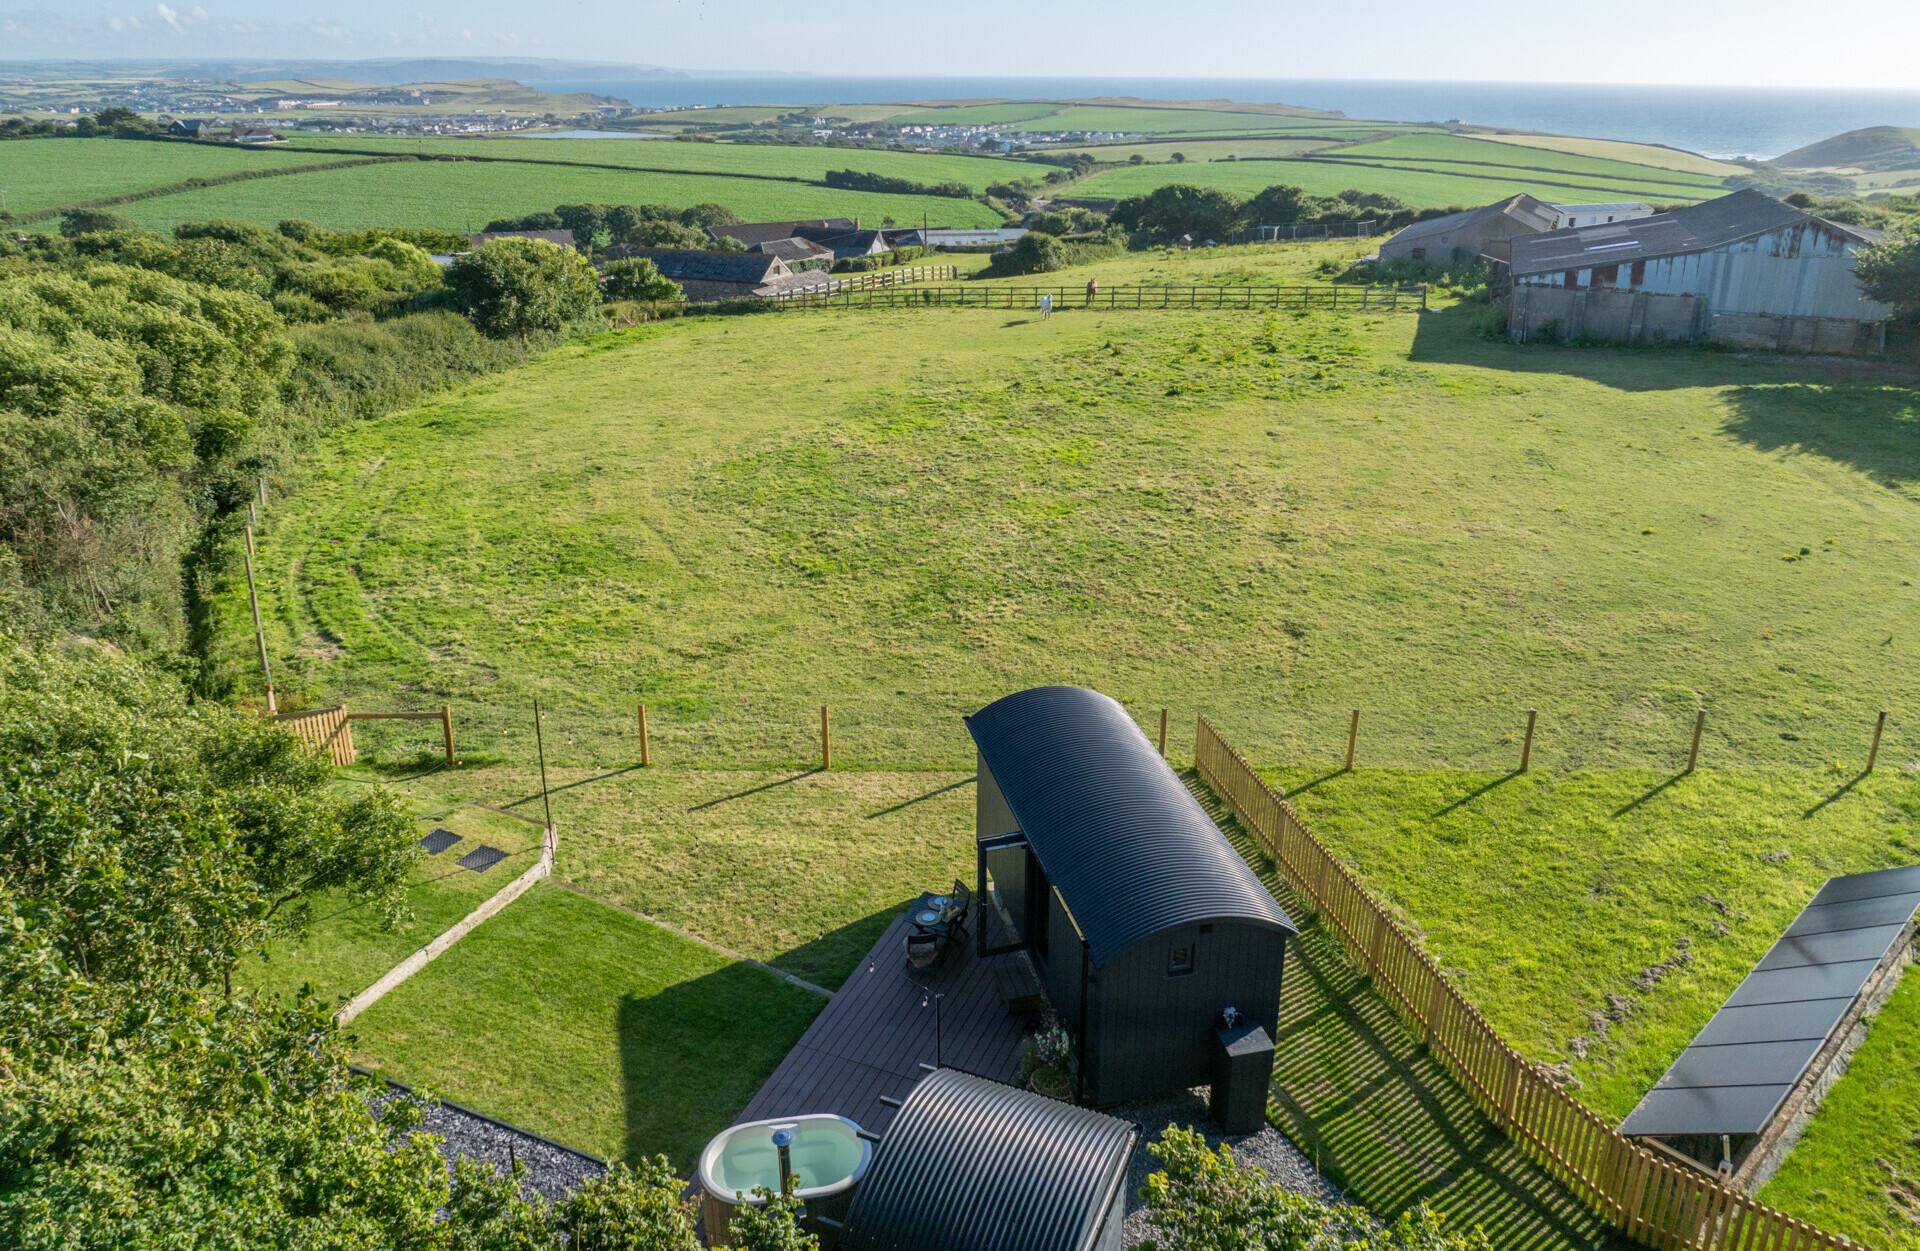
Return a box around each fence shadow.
[686,769,822,812]
[865,775,973,819]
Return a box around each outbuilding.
[833,1067,1137,1251]
[1377,193,1559,266]
[968,686,1297,1108]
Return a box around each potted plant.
[1021,1014,1075,1100]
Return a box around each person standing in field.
[1086,277,1098,307]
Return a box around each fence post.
[1686,709,1705,773]
[1346,709,1360,771]
[638,702,651,766]
[241,524,277,715]
[1867,710,1888,773]
[820,704,831,770]
[1421,284,1430,311]
[1520,708,1537,772]
[440,704,457,766]
[1158,708,1169,758]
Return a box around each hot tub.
[698,1114,870,1243]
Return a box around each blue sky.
[3,0,1917,89]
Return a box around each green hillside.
[1774,125,1920,171]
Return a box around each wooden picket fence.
[1193,715,1860,1251]
[770,282,1426,311]
[276,706,356,765]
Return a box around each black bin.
[1210,1023,1275,1135]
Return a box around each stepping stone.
[456,844,508,873]
[419,828,462,855]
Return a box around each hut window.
[1167,943,1197,977]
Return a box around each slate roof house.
[709,218,857,249]
[750,236,835,269]
[167,118,213,137]
[969,686,1297,1109]
[1506,189,1891,353]
[1377,193,1560,265]
[627,248,833,300]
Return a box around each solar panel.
[456,845,508,873]
[419,828,462,855]
[1620,867,1920,1140]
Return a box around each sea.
[542,76,1920,162]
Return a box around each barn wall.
[1508,280,1887,355]
[1382,215,1536,266]
[1086,921,1286,1106]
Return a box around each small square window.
[1168,943,1197,977]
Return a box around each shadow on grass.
[1805,771,1870,818]
[1189,781,1629,1251]
[1722,381,1920,490]
[616,964,824,1171]
[866,776,973,819]
[1612,771,1689,818]
[1285,766,1350,797]
[501,762,648,811]
[767,901,914,993]
[1431,770,1522,819]
[686,769,822,813]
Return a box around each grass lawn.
[1329,133,1728,197]
[1761,970,1920,1248]
[1005,104,1344,133]
[238,802,546,1006]
[0,136,365,218]
[348,882,822,1168]
[1469,132,1750,178]
[370,763,979,992]
[1074,153,1716,208]
[275,133,1038,191]
[94,155,1006,234]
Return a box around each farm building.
[167,118,213,137]
[904,226,1030,249]
[1377,193,1559,265]
[1550,201,1654,228]
[968,686,1297,1109]
[832,1067,1137,1251]
[749,236,835,269]
[709,217,857,249]
[229,125,276,145]
[791,223,893,260]
[1506,189,1891,353]
[625,248,832,300]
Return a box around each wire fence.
[768,283,1428,311]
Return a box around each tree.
[602,257,684,303]
[1170,151,1187,163]
[1129,153,1146,164]
[448,238,601,340]
[1140,1127,1491,1251]
[1855,233,1920,317]
[1246,184,1316,226]
[1111,185,1246,243]
[553,203,609,249]
[58,208,136,236]
[993,231,1070,275]
[679,202,740,228]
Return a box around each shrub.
[987,231,1071,276]
[603,257,684,303]
[448,237,601,340]
[1111,184,1244,243]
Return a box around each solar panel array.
[1619,864,1920,1139]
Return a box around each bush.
[448,237,601,340]
[823,168,971,199]
[1111,184,1244,244]
[987,231,1071,276]
[603,256,684,303]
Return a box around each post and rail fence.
[770,282,1427,312]
[1192,714,1861,1251]
[274,704,458,768]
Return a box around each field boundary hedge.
[14,155,402,225]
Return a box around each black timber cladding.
[965,686,1296,966]
[838,1067,1136,1251]
[1619,864,1920,1139]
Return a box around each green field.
[1331,132,1730,196]
[93,154,1005,233]
[276,132,1038,190]
[0,137,363,218]
[1470,131,1750,177]
[1005,103,1341,133]
[1073,149,1721,207]
[1052,134,1400,163]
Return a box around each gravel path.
[370,1084,606,1204]
[1114,1088,1343,1247]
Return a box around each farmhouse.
[229,125,277,144]
[1506,189,1892,352]
[166,118,213,137]
[1551,201,1654,228]
[749,236,835,269]
[969,686,1297,1110]
[467,229,577,250]
[709,217,857,249]
[1377,193,1559,265]
[627,248,833,300]
[791,223,893,261]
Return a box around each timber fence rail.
[770,282,1428,311]
[1192,714,1861,1251]
[272,704,459,767]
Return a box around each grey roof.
[468,229,576,250]
[839,1068,1136,1251]
[1387,193,1558,247]
[710,218,856,248]
[1620,864,1920,1140]
[752,236,833,263]
[793,225,891,257]
[1509,189,1873,276]
[966,687,1297,966]
[630,248,782,284]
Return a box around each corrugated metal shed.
[1620,864,1920,1139]
[838,1067,1137,1251]
[1509,189,1878,277]
[965,686,1296,966]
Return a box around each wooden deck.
[733,910,1031,1132]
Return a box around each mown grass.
[239,802,547,1006]
[1761,970,1920,1248]
[1331,133,1729,196]
[348,882,822,1168]
[1005,104,1345,133]
[1468,131,1749,178]
[0,136,363,217]
[275,133,1038,191]
[97,154,1005,234]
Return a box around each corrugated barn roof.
[838,1068,1137,1251]
[966,686,1296,965]
[1509,188,1880,276]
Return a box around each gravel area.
[1114,1088,1342,1248]
[371,1085,606,1204]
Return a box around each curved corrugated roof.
[839,1068,1137,1251]
[966,686,1296,965]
